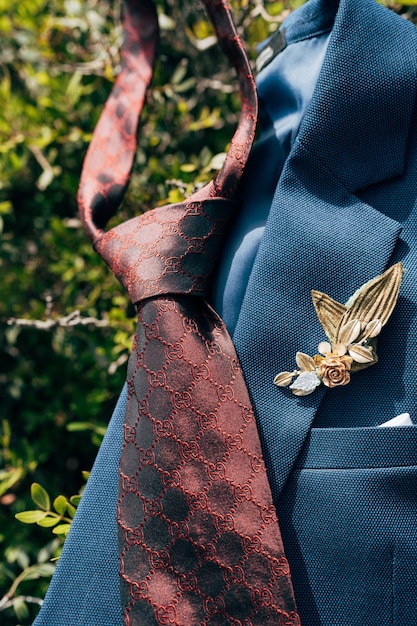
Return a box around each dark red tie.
[78,1,300,624]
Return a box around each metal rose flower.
[318,355,352,388]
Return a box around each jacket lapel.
[232,0,417,499]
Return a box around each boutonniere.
[274,263,404,396]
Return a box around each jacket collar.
[292,0,417,191]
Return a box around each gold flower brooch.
[274,262,404,396]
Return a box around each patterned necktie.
[78,1,300,624]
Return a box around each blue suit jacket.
[34,0,417,624]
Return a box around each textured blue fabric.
[34,0,417,623]
[280,446,417,624]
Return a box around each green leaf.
[37,167,55,191]
[31,483,50,511]
[67,503,77,518]
[13,597,29,620]
[0,200,12,214]
[15,510,48,524]
[0,465,25,496]
[66,421,96,431]
[15,549,30,570]
[66,71,83,107]
[36,563,56,577]
[37,516,60,528]
[52,523,72,536]
[171,60,188,85]
[53,494,68,516]
[20,562,56,581]
[37,539,61,563]
[70,494,82,506]
[180,163,197,173]
[0,563,15,581]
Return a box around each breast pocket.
[277,426,417,626]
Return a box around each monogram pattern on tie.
[78,0,301,623]
[117,293,299,624]
[78,0,159,242]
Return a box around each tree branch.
[0,595,43,610]
[7,311,110,330]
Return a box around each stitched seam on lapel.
[287,139,403,332]
[296,135,406,198]
[283,0,338,45]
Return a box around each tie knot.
[94,197,238,304]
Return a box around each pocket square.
[379,413,413,427]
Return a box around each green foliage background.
[0,0,413,622]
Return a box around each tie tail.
[77,0,159,241]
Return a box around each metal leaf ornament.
[274,263,404,396]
